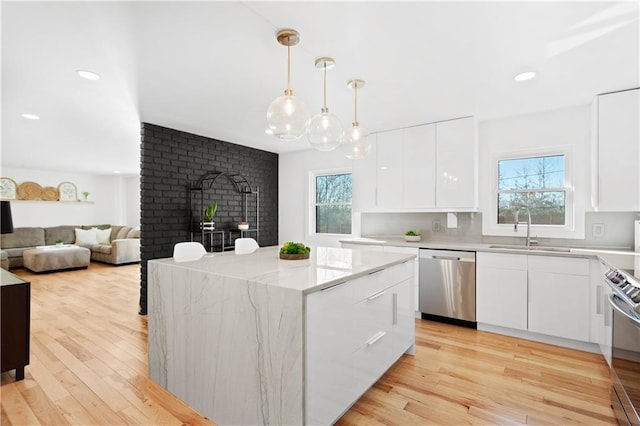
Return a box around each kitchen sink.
[488,244,572,253]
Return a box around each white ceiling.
[2,1,638,176]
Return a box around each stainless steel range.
[604,267,640,425]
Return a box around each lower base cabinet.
[477,252,591,343]
[306,261,415,425]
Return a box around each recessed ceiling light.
[514,71,536,82]
[113,170,121,174]
[77,70,101,80]
[21,113,40,120]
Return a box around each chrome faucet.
[514,206,534,247]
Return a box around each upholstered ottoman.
[23,246,90,272]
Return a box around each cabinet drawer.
[353,291,393,346]
[478,252,527,270]
[354,261,414,301]
[352,327,400,399]
[528,255,589,276]
[354,268,394,301]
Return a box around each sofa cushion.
[91,244,112,255]
[81,224,111,230]
[3,247,33,258]
[126,229,140,239]
[75,228,97,247]
[95,228,111,244]
[0,227,45,249]
[45,226,76,245]
[115,226,133,240]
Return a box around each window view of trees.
[315,173,352,234]
[497,155,566,225]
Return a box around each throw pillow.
[94,227,111,245]
[75,228,97,246]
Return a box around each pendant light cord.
[353,84,359,126]
[323,64,328,111]
[286,42,291,94]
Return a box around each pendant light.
[266,29,309,140]
[340,79,371,159]
[307,57,342,151]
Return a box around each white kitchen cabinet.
[590,259,613,366]
[594,88,639,211]
[383,245,419,313]
[306,280,357,425]
[352,133,378,212]
[306,260,415,425]
[436,117,476,209]
[354,117,476,212]
[376,129,404,209]
[476,252,528,330]
[528,256,590,342]
[403,124,436,208]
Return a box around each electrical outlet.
[432,220,441,232]
[592,223,605,238]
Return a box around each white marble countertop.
[340,236,640,279]
[148,245,415,294]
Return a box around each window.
[314,172,352,235]
[497,154,566,225]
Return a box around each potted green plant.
[82,191,90,201]
[55,239,64,246]
[404,230,421,242]
[202,202,218,230]
[279,242,311,260]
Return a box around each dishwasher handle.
[431,255,461,261]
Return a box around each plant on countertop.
[203,202,218,221]
[405,230,421,236]
[280,242,311,255]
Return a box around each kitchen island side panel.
[148,261,304,425]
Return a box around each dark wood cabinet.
[1,269,30,380]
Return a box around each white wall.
[279,148,352,247]
[478,105,590,239]
[1,167,140,228]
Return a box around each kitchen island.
[148,245,416,425]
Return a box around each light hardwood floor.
[1,263,616,425]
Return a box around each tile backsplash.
[360,211,640,249]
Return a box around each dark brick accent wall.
[138,123,278,314]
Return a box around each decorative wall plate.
[42,186,60,201]
[58,181,77,201]
[17,181,43,200]
[0,177,17,199]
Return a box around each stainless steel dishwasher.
[419,249,476,328]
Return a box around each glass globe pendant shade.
[339,124,371,160]
[307,111,343,151]
[266,94,309,140]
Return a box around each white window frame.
[487,146,576,238]
[308,168,353,237]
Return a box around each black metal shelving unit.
[189,172,259,252]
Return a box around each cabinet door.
[435,117,476,208]
[306,281,356,425]
[403,124,436,208]
[597,88,640,211]
[528,271,590,341]
[384,247,419,313]
[476,252,527,330]
[376,129,404,209]
[352,134,378,212]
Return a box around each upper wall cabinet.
[435,118,476,209]
[351,136,378,212]
[369,117,477,211]
[593,88,639,212]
